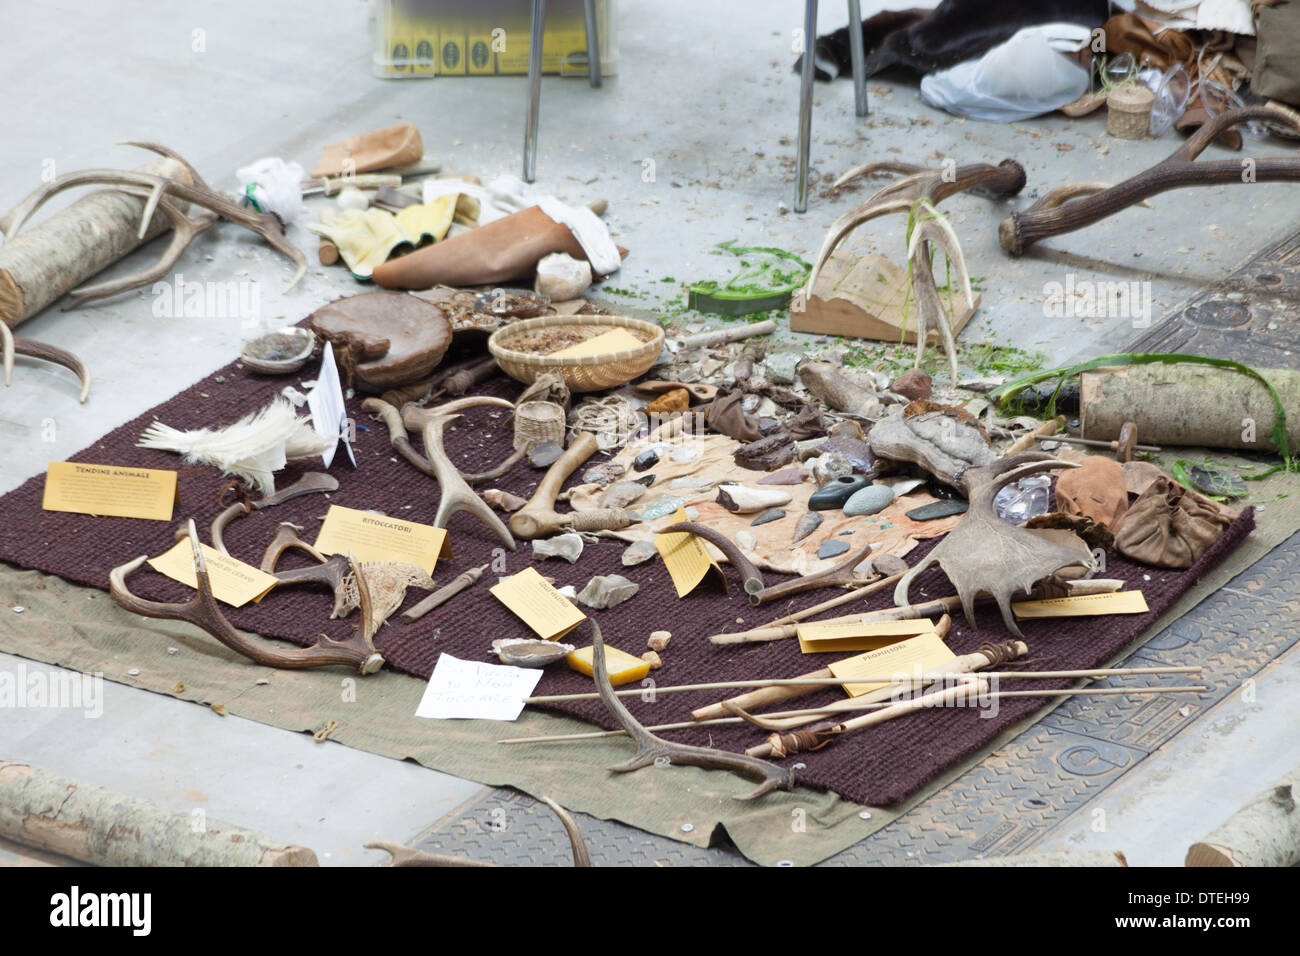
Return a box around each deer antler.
[893,452,1094,638]
[1,320,90,402]
[1001,106,1300,255]
[0,147,307,296]
[400,396,518,551]
[589,621,795,800]
[109,519,384,673]
[805,160,1026,384]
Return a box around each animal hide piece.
[801,0,1109,80]
[137,397,331,496]
[1115,477,1233,569]
[1054,455,1129,530]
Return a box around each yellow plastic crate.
[371,0,616,78]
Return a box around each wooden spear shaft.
[521,666,1204,703]
[711,594,964,645]
[500,683,1210,746]
[690,614,956,721]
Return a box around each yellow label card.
[797,618,936,654]
[1012,590,1148,619]
[42,462,177,521]
[548,327,645,359]
[313,505,451,576]
[148,538,279,608]
[655,506,726,598]
[490,566,587,641]
[828,632,957,697]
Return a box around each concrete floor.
[3,0,1298,865]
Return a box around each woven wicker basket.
[489,315,665,392]
[1107,83,1155,139]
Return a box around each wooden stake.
[708,594,962,645]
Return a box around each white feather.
[138,397,332,495]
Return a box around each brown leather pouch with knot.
[1115,476,1233,569]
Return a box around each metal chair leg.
[795,0,818,213]
[847,0,867,117]
[583,0,602,88]
[523,0,547,183]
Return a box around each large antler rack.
[804,159,1027,384]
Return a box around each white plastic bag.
[236,157,306,223]
[920,24,1092,123]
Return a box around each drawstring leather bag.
[1115,476,1232,569]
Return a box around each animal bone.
[509,431,632,540]
[209,472,339,555]
[894,452,1094,637]
[806,160,1026,384]
[401,397,518,550]
[0,321,90,402]
[868,403,995,488]
[588,621,795,801]
[750,544,875,607]
[110,520,384,673]
[715,484,792,514]
[400,563,487,623]
[799,361,884,419]
[1001,107,1300,256]
[0,142,306,296]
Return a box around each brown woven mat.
[0,348,1254,806]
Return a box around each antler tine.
[805,196,913,294]
[118,141,214,192]
[905,211,972,385]
[109,519,384,674]
[1,322,91,402]
[1174,105,1300,163]
[590,622,796,800]
[892,552,941,615]
[402,398,517,551]
[63,197,218,308]
[259,522,327,572]
[833,161,934,190]
[540,796,592,867]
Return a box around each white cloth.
[920,24,1091,123]
[235,157,305,224]
[1138,0,1255,36]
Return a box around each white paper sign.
[415,653,543,721]
[306,344,355,469]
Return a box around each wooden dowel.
[708,594,962,645]
[502,683,1210,746]
[521,668,1204,704]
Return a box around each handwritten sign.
[43,462,177,521]
[414,653,543,721]
[314,504,450,575]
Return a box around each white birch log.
[1186,768,1300,867]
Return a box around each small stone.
[844,484,895,516]
[734,433,796,471]
[818,539,850,559]
[127,668,141,676]
[529,441,564,468]
[577,574,640,610]
[532,533,584,563]
[622,540,658,566]
[647,388,690,414]
[12,606,24,613]
[871,553,910,576]
[890,369,932,401]
[556,585,578,601]
[737,530,757,551]
[907,500,969,520]
[582,462,625,485]
[791,511,823,544]
[640,495,687,520]
[684,506,700,520]
[633,448,660,471]
[483,489,528,512]
[758,467,806,485]
[750,507,786,526]
[764,351,802,385]
[601,480,651,509]
[648,631,671,651]
[670,446,700,464]
[641,650,663,670]
[633,474,657,487]
[809,452,854,486]
[809,475,873,510]
[669,476,709,490]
